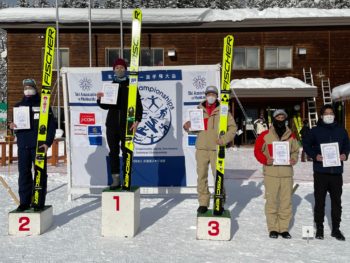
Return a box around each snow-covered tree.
[17,0,30,7]
[33,0,51,7]
[104,0,117,8]
[0,29,7,103]
[60,0,71,7]
[0,1,8,8]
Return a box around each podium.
[197,209,231,241]
[8,206,53,236]
[101,187,140,238]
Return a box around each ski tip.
[133,8,142,20]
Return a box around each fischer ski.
[31,27,56,209]
[122,9,142,191]
[213,35,234,215]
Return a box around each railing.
[0,137,66,166]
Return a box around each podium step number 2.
[8,206,53,236]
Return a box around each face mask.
[206,96,216,105]
[114,68,126,79]
[323,115,335,124]
[24,88,36,96]
[273,119,286,138]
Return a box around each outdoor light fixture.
[298,48,307,55]
[168,49,176,57]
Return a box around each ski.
[213,35,234,215]
[122,9,142,191]
[31,27,56,209]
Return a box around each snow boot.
[16,204,30,212]
[315,224,324,240]
[331,229,345,241]
[197,206,208,214]
[110,173,121,190]
[269,231,279,239]
[280,231,292,239]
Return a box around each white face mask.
[322,114,335,124]
[114,68,126,78]
[24,88,36,96]
[206,96,216,105]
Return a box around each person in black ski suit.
[96,58,143,189]
[9,79,56,211]
[303,104,349,241]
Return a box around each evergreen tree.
[104,0,118,8]
[60,0,71,7]
[17,0,30,7]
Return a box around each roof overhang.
[1,8,350,29]
[233,87,317,98]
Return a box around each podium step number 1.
[101,187,140,238]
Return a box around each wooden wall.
[5,26,350,122]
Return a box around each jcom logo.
[80,113,95,125]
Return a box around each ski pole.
[0,176,20,205]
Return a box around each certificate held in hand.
[13,106,31,130]
[272,141,290,165]
[321,142,341,167]
[100,83,119,105]
[188,109,204,131]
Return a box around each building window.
[233,47,260,70]
[41,48,69,71]
[264,47,292,69]
[106,48,164,67]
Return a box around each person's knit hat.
[22,78,37,88]
[273,109,288,118]
[205,86,219,95]
[112,58,127,70]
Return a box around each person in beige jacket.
[183,86,237,214]
[254,109,299,239]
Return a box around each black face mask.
[273,119,286,138]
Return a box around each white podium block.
[197,209,231,241]
[8,206,53,236]
[101,187,140,238]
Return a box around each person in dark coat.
[303,104,350,241]
[96,58,143,189]
[10,79,56,211]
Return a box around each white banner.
[63,65,220,189]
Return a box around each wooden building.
[0,8,350,136]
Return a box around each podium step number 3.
[8,206,53,236]
[197,209,231,241]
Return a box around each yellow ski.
[122,9,142,190]
[213,35,234,215]
[31,27,56,209]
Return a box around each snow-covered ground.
[0,147,349,262]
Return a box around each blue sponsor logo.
[88,126,102,135]
[89,136,102,146]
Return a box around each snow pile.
[1,7,350,24]
[332,82,350,101]
[231,77,313,89]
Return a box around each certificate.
[100,83,119,104]
[188,109,204,131]
[13,106,30,130]
[273,141,290,165]
[321,142,341,167]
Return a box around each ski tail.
[32,27,56,208]
[213,35,234,216]
[123,9,142,191]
